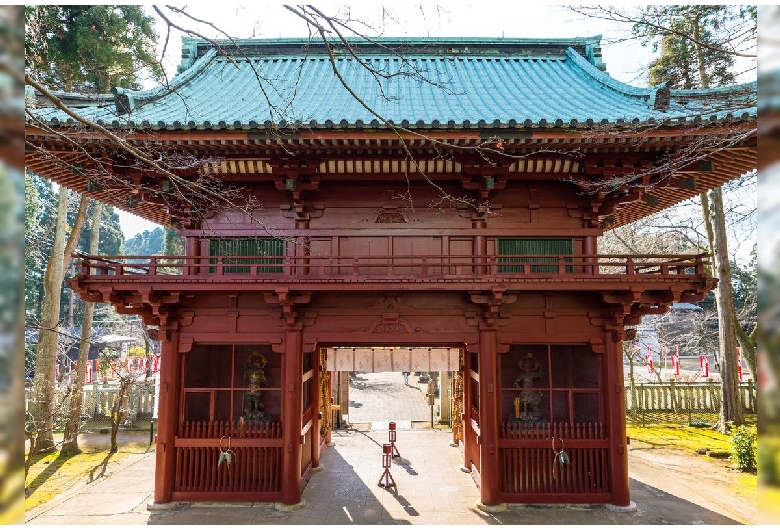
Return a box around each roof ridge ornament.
[111,87,135,115]
[652,81,671,111]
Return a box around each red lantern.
[700,355,709,378]
[378,443,396,488]
[737,347,743,382]
[388,421,400,458]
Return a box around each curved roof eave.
[26,39,757,132]
[28,48,220,109]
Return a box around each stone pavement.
[24,371,752,525]
[347,371,434,428]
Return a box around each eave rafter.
[597,278,715,337]
[26,122,755,230]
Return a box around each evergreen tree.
[163,227,185,256]
[25,5,163,452]
[124,226,165,256]
[630,5,754,89]
[25,5,162,92]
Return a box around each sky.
[116,3,758,264]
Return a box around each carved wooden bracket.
[589,337,605,354]
[264,288,312,327]
[369,314,414,334]
[180,337,194,353]
[468,288,517,328]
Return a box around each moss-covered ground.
[24,437,150,513]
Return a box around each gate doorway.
[346,371,440,431]
[323,346,462,433]
[315,347,473,513]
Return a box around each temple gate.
[26,37,756,509]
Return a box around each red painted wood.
[173,420,283,495]
[281,329,303,505]
[498,422,609,502]
[605,337,631,506]
[73,253,710,285]
[154,332,181,504]
[478,328,500,507]
[64,157,718,508]
[311,352,321,470]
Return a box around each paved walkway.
[25,372,753,525]
[347,371,434,428]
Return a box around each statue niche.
[242,350,271,422]
[511,352,546,423]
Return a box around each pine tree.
[25,5,162,92]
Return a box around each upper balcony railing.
[72,252,709,285]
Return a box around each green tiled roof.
[29,37,757,131]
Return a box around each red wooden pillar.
[478,328,501,506]
[185,236,199,275]
[583,235,595,274]
[462,349,472,470]
[311,350,321,468]
[472,219,486,275]
[325,365,333,445]
[153,330,180,505]
[605,334,631,506]
[281,328,303,505]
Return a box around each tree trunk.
[735,319,756,380]
[691,17,743,432]
[31,189,89,453]
[110,381,130,453]
[702,188,744,432]
[31,187,69,453]
[62,201,101,454]
[692,16,710,89]
[67,275,75,328]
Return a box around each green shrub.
[730,425,757,472]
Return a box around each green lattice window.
[497,238,573,273]
[209,238,284,273]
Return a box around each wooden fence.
[25,384,156,427]
[624,380,757,425]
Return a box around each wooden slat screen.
[499,422,609,500]
[497,238,573,273]
[174,420,282,496]
[209,238,284,273]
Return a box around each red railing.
[174,420,282,498]
[73,252,708,283]
[499,422,609,501]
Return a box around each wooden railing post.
[149,256,157,276]
[625,256,635,276]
